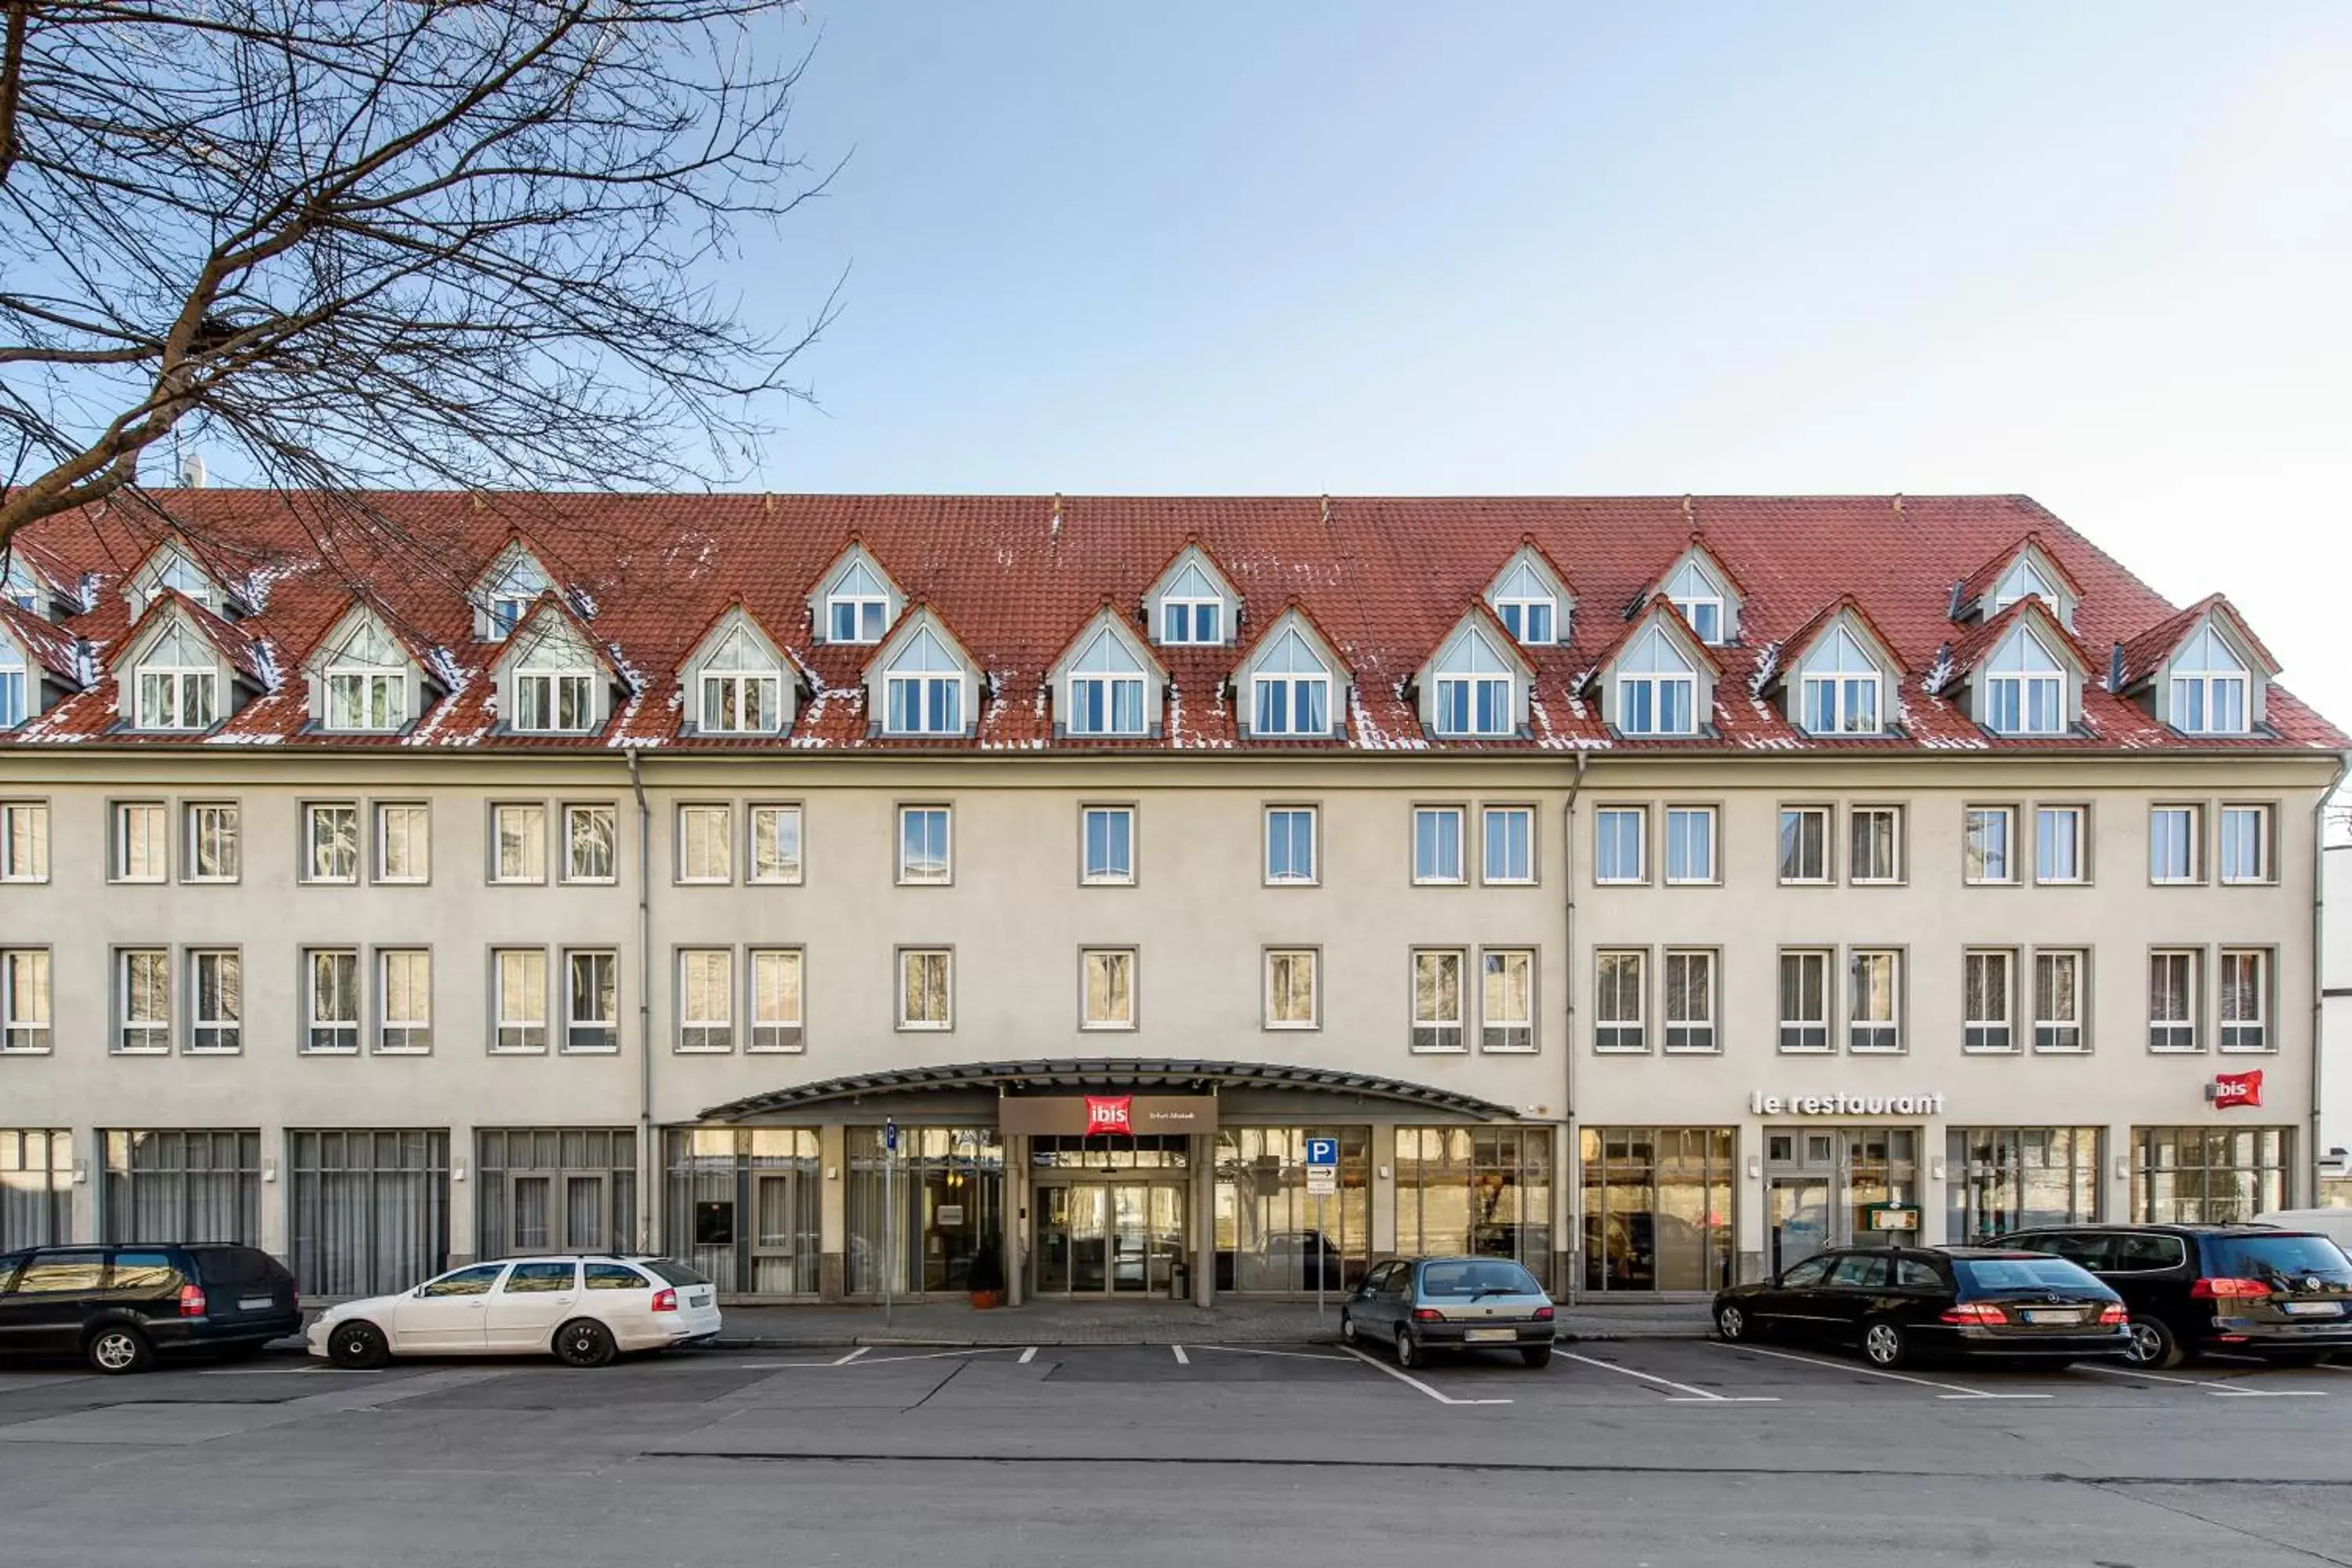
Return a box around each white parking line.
[2074,1363,2326,1398]
[1185,1345,1358,1363]
[1018,1346,1038,1364]
[1557,1351,1777,1402]
[736,1361,847,1369]
[1708,1341,2050,1399]
[833,1348,869,1366]
[849,1347,1028,1367]
[1171,1345,1190,1366]
[1341,1346,1510,1405]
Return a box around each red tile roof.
[2114,593,2282,692]
[0,598,89,686]
[0,490,2339,755]
[1931,595,2097,691]
[1953,531,2085,616]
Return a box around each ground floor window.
[286,1130,450,1297]
[102,1129,260,1244]
[845,1127,1004,1296]
[1946,1127,2100,1241]
[663,1128,821,1296]
[1765,1126,1918,1272]
[1396,1126,1552,1276]
[2134,1126,2292,1223]
[476,1128,637,1258]
[1213,1127,1369,1292]
[1580,1127,1734,1292]
[1,1129,71,1249]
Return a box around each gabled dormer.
[1929,597,2089,739]
[1483,538,1574,647]
[492,597,619,735]
[111,591,273,732]
[1047,603,1166,739]
[1233,601,1347,739]
[808,539,905,647]
[1769,597,1904,737]
[1952,533,2082,630]
[0,600,90,730]
[2111,594,2279,738]
[1589,597,1719,738]
[1635,536,1745,646]
[1416,606,1532,739]
[1142,539,1241,648]
[2,544,64,619]
[681,604,797,736]
[124,536,234,622]
[862,604,978,738]
[474,539,554,640]
[301,600,441,735]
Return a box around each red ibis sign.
[2211,1070,2263,1110]
[1084,1096,1133,1135]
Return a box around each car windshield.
[2207,1235,2352,1280]
[643,1259,712,1287]
[1955,1258,2103,1291]
[1419,1261,1541,1298]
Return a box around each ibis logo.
[2210,1070,2263,1110]
[1085,1096,1133,1135]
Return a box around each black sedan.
[1712,1246,2129,1369]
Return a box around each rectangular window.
[898,805,952,884]
[1481,806,1534,884]
[2218,804,2272,884]
[1434,675,1512,737]
[898,949,952,1030]
[1595,805,1646,884]
[1777,806,1830,884]
[677,804,733,884]
[305,949,361,1054]
[1162,600,1221,644]
[1413,807,1465,884]
[2,949,53,1052]
[512,671,593,734]
[1964,806,2015,884]
[117,948,170,1052]
[1265,807,1316,885]
[376,803,430,884]
[2034,804,2086,884]
[885,675,962,735]
[188,949,241,1053]
[1618,674,1697,736]
[2148,950,2200,1052]
[0,801,49,882]
[326,669,405,732]
[1664,949,1716,1053]
[1410,949,1465,1052]
[1082,806,1134,885]
[180,802,238,882]
[564,950,619,1051]
[1849,807,1901,884]
[300,802,360,884]
[1481,949,1534,1053]
[750,804,803,884]
[1595,949,1646,1053]
[563,804,618,884]
[1068,672,1147,736]
[492,949,548,1052]
[751,948,804,1051]
[2220,949,2269,1052]
[1082,949,1136,1031]
[1777,950,1829,1052]
[678,949,734,1051]
[113,800,168,883]
[1964,949,2016,1052]
[2034,950,2085,1053]
[492,803,547,884]
[135,666,217,730]
[1664,805,1717,884]
[2150,805,2200,884]
[1265,949,1317,1029]
[1849,949,1900,1053]
[2133,1127,2289,1225]
[379,949,432,1052]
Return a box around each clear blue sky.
[740,2,2352,753]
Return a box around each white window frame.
[1432,673,1512,739]
[0,800,49,883]
[677,803,734,885]
[1081,948,1137,1032]
[1413,807,1466,886]
[492,948,549,1053]
[2219,948,2270,1053]
[187,948,241,1054]
[562,803,619,885]
[2218,804,2272,885]
[1777,805,1831,885]
[1617,672,1697,736]
[325,652,406,732]
[898,948,953,1032]
[304,948,361,1054]
[375,802,430,884]
[2149,804,2201,885]
[135,662,218,731]
[1251,673,1333,739]
[302,801,360,884]
[750,803,804,885]
[1594,805,1647,886]
[1065,631,1149,738]
[512,669,594,734]
[1264,806,1317,887]
[0,948,51,1054]
[563,949,619,1053]
[1777,949,1830,1054]
[1494,594,1556,646]
[1265,948,1319,1030]
[1159,595,1222,646]
[1849,805,1902,885]
[116,947,171,1054]
[1664,805,1717,885]
[2033,949,2085,1054]
[2169,629,2251,735]
[678,948,735,1053]
[1594,949,1647,1054]
[1848,949,1900,1054]
[1482,805,1535,886]
[698,659,782,735]
[1963,805,2016,886]
[750,947,804,1051]
[1082,805,1135,887]
[113,800,169,884]
[1480,948,1535,1053]
[1800,673,1883,735]
[1672,596,1725,647]
[1410,948,1465,1053]
[1964,949,2016,1054]
[1663,949,1716,1054]
[898,804,952,886]
[826,564,889,644]
[2034,804,2087,886]
[492,802,548,884]
[2148,949,2201,1053]
[378,949,432,1053]
[180,800,239,884]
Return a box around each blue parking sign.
[1304,1137,1338,1167]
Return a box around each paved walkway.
[709,1298,1713,1347]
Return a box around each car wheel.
[1860,1319,1909,1370]
[1715,1304,1750,1343]
[1338,1310,1359,1346]
[1393,1326,1419,1370]
[1521,1345,1553,1370]
[85,1326,151,1376]
[2122,1318,2183,1371]
[554,1318,617,1369]
[328,1321,392,1370]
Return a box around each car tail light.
[2190,1278,2272,1301]
[1940,1303,2005,1325]
[651,1287,679,1313]
[2098,1303,2128,1325]
[1411,1308,1445,1323]
[1533,1305,1555,1321]
[178,1283,207,1318]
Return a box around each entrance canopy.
[697,1058,1515,1123]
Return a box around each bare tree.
[0,0,837,549]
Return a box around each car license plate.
[1465,1327,1515,1343]
[238,1297,273,1311]
[2285,1301,2342,1316]
[2022,1310,2081,1325]
[690,1292,710,1308]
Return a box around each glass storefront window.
[0,1129,72,1249]
[477,1128,636,1258]
[1580,1127,1733,1292]
[846,1127,1004,1295]
[2134,1127,2291,1223]
[1029,1135,1189,1170]
[664,1128,822,1295]
[102,1129,260,1245]
[287,1129,450,1297]
[1214,1127,1369,1292]
[1396,1127,1552,1278]
[1946,1127,2100,1240]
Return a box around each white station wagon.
[307,1254,722,1368]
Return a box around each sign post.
[883,1118,898,1328]
[1304,1138,1339,1324]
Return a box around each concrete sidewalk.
[707,1298,1713,1348]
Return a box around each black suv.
[0,1244,300,1374]
[1991,1224,2352,1369]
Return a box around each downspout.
[1563,747,1588,1298]
[2313,753,2350,1207]
[627,747,655,1253]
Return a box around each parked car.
[307,1254,721,1369]
[1712,1245,2129,1369]
[0,1243,300,1374]
[1992,1222,2352,1369]
[1341,1256,1555,1368]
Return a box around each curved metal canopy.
[697,1058,1516,1123]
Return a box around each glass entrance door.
[1035,1182,1185,1298]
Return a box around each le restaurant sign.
[998,1094,1219,1137]
[1750,1091,1948,1117]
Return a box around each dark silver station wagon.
[1341,1256,1556,1369]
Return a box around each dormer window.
[135,623,219,730]
[1988,557,2056,615]
[2169,625,2249,734]
[1066,628,1148,736]
[884,627,964,735]
[1432,630,1514,738]
[484,555,549,639]
[1250,628,1332,737]
[324,620,408,731]
[699,626,783,734]
[1985,627,2065,735]
[1159,564,1224,645]
[513,631,595,733]
[1491,561,1558,645]
[0,638,23,728]
[1617,625,1697,736]
[2,562,41,616]
[1798,629,1883,735]
[1664,560,1728,645]
[827,561,891,645]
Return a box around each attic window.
[1988,557,2056,615]
[134,622,220,730]
[1250,627,1332,738]
[325,621,407,731]
[1798,629,1882,735]
[154,551,218,612]
[1432,629,1513,738]
[1159,563,1223,645]
[1617,625,1697,737]
[1984,627,2065,735]
[700,626,782,734]
[884,627,963,735]
[512,630,594,733]
[827,561,890,645]
[1491,561,1557,645]
[1066,628,1147,736]
[0,638,23,728]
[1665,561,1728,645]
[485,557,549,638]
[3,564,39,615]
[2169,625,2249,735]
